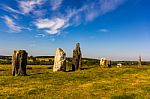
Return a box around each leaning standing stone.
[72,43,82,71]
[53,48,66,72]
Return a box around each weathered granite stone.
[138,56,142,66]
[12,50,28,76]
[107,59,111,68]
[100,58,111,68]
[100,58,106,67]
[72,43,82,71]
[53,48,66,72]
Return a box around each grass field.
[0,65,150,99]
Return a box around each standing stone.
[72,43,82,71]
[100,58,111,68]
[12,50,19,76]
[100,58,106,67]
[138,56,142,66]
[12,50,28,76]
[53,48,66,72]
[107,59,111,68]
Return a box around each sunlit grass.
[0,65,150,98]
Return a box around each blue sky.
[0,0,150,61]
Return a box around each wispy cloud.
[99,28,109,32]
[64,0,125,24]
[34,18,67,34]
[100,0,125,14]
[0,0,126,35]
[2,16,21,32]
[33,0,125,34]
[32,10,46,18]
[1,2,46,17]
[22,27,32,31]
[84,0,125,22]
[18,0,44,14]
[50,0,63,11]
[35,34,46,38]
[86,11,99,22]
[2,5,21,14]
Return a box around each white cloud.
[85,10,99,22]
[22,27,32,31]
[32,10,46,17]
[84,0,125,22]
[80,3,99,22]
[0,0,126,35]
[64,6,86,25]
[50,0,63,11]
[34,18,66,34]
[100,0,125,14]
[64,0,125,23]
[99,28,109,32]
[18,0,44,14]
[2,5,21,14]
[35,34,46,38]
[2,16,21,32]
[11,14,19,19]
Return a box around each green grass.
[0,65,150,99]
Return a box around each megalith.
[53,48,66,72]
[107,59,111,68]
[100,58,111,68]
[72,43,82,71]
[138,56,142,66]
[12,50,28,76]
[100,58,106,67]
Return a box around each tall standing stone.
[138,56,142,66]
[12,50,19,76]
[53,48,66,72]
[12,50,28,76]
[72,43,82,71]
